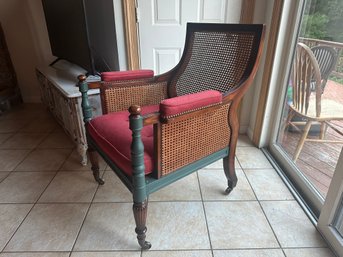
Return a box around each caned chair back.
[168,23,264,97]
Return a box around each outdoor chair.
[286,42,343,161]
[78,23,265,249]
[311,45,338,92]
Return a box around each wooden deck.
[279,80,343,198]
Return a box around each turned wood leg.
[293,120,312,161]
[87,146,105,185]
[224,107,239,195]
[282,110,295,134]
[130,106,150,249]
[133,200,151,250]
[223,153,237,195]
[319,122,326,140]
[78,145,88,166]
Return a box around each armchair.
[78,23,265,249]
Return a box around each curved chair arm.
[141,90,223,125]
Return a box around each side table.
[36,61,101,165]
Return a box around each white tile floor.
[0,104,336,256]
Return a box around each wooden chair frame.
[78,23,265,249]
[311,45,338,92]
[287,43,343,161]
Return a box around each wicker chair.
[287,42,343,161]
[78,23,265,249]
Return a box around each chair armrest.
[101,70,154,82]
[159,90,222,119]
[158,101,231,177]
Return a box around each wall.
[114,0,128,70]
[0,0,127,103]
[240,0,273,135]
[0,0,50,103]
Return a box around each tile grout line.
[1,202,36,252]
[196,171,215,257]
[6,126,55,173]
[0,119,76,253]
[0,122,53,182]
[69,165,107,254]
[240,163,286,255]
[1,123,68,253]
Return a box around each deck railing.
[299,37,343,79]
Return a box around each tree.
[301,0,343,42]
[300,13,329,39]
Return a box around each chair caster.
[139,240,152,250]
[225,186,233,195]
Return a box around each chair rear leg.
[319,122,327,140]
[133,200,151,250]
[87,146,105,185]
[224,108,239,195]
[223,153,237,195]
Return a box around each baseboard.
[239,125,249,134]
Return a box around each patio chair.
[287,42,343,161]
[78,23,265,249]
[311,45,338,92]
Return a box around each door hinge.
[135,6,140,23]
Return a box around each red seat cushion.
[101,70,154,82]
[87,105,159,176]
[160,90,222,118]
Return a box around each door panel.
[153,0,181,25]
[153,48,181,74]
[137,0,242,74]
[200,0,226,22]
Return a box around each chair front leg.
[133,200,150,250]
[293,120,312,161]
[129,105,151,250]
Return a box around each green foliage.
[326,0,343,42]
[300,13,329,39]
[300,0,343,42]
[329,75,343,85]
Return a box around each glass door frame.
[266,0,324,217]
[318,150,343,256]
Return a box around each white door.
[318,149,343,256]
[137,0,242,74]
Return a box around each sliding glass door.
[318,150,343,255]
[269,0,343,217]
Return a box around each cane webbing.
[160,103,231,176]
[172,31,256,96]
[102,81,168,113]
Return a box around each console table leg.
[78,145,88,166]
